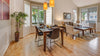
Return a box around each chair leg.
[38,37,40,47]
[38,36,41,47]
[72,35,74,39]
[35,33,37,42]
[95,29,96,33]
[78,34,80,37]
[66,33,68,36]
[50,39,52,49]
[54,40,62,48]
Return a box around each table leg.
[82,30,84,36]
[61,30,64,46]
[90,29,92,34]
[35,33,37,41]
[44,32,46,51]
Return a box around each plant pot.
[15,32,19,42]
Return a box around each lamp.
[49,0,55,7]
[43,2,48,10]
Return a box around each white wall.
[0,20,11,56]
[0,0,12,55]
[11,0,24,40]
[53,0,77,25]
[0,0,24,56]
[97,3,100,32]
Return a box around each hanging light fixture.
[49,0,55,7]
[43,2,48,10]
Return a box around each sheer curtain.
[24,1,30,27]
[46,7,53,25]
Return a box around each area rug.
[80,33,99,40]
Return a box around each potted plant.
[11,12,28,42]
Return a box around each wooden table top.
[74,26,92,31]
[39,28,52,33]
[37,26,64,33]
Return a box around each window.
[80,6,97,26]
[32,6,44,24]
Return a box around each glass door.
[32,6,44,24]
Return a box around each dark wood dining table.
[74,26,93,36]
[36,27,64,51]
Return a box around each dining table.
[74,26,93,36]
[36,26,64,51]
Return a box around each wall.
[11,0,24,40]
[0,0,12,56]
[0,20,11,56]
[53,0,77,25]
[0,0,24,56]
[97,3,100,32]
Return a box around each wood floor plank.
[4,33,100,56]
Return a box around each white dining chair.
[66,24,80,39]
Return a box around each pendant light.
[49,0,55,7]
[43,2,48,10]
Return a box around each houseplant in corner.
[11,12,28,42]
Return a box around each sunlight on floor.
[89,38,98,50]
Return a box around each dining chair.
[35,26,43,46]
[89,23,96,33]
[65,24,80,39]
[47,28,61,49]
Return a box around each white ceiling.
[30,0,100,7]
[72,0,100,7]
[30,0,47,3]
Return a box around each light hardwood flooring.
[4,33,100,56]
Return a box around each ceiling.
[30,0,100,7]
[30,0,47,3]
[72,0,99,7]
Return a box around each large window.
[80,6,97,26]
[32,6,44,24]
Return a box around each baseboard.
[2,43,10,56]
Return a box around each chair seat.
[72,29,80,35]
[68,29,80,35]
[47,34,51,38]
[38,32,43,36]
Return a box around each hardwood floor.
[4,33,100,56]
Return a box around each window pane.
[32,6,44,24]
[32,9,38,24]
[39,10,44,24]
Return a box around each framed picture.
[3,0,9,20]
[0,0,9,20]
[63,12,71,19]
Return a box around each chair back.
[50,28,60,39]
[53,24,58,27]
[89,23,96,29]
[66,24,73,34]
